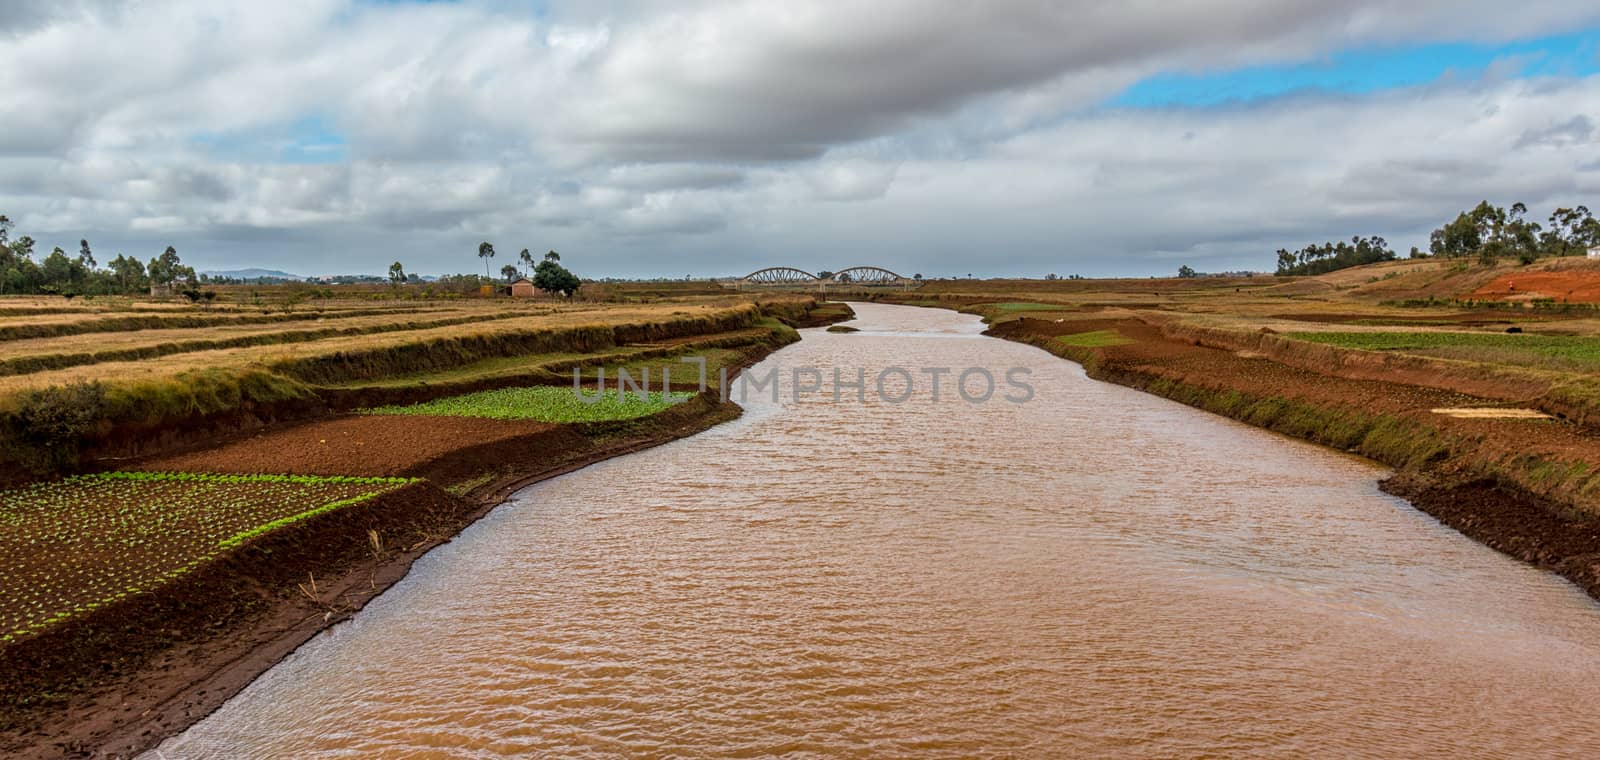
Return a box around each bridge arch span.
[740,267,820,285]
[729,266,922,290]
[830,266,907,284]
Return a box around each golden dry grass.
[0,307,509,357]
[0,301,769,395]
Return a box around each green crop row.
[362,386,693,423]
[91,471,413,487]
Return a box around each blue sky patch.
[193,115,348,165]
[1113,30,1600,108]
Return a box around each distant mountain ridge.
[202,268,304,281]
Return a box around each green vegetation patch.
[1287,331,1600,373]
[362,385,693,423]
[0,472,414,643]
[1054,329,1134,348]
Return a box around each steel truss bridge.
[729,266,922,290]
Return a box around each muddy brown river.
[154,303,1600,758]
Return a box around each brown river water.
[153,303,1600,758]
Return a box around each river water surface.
[155,303,1600,758]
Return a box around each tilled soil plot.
[141,414,558,476]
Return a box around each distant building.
[509,278,536,298]
[1588,245,1600,260]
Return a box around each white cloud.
[1,0,1599,276]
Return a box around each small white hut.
[1588,245,1600,260]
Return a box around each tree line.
[1274,202,1600,276]
[1426,201,1599,264]
[0,215,587,300]
[0,215,199,297]
[1274,236,1396,276]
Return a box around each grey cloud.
[603,165,747,191]
[0,0,125,35]
[557,0,1600,162]
[157,168,237,203]
[803,160,899,202]
[1515,115,1596,149]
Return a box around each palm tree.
[477,242,495,279]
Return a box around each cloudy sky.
[3,1,1600,278]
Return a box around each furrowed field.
[0,472,414,643]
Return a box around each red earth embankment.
[1472,269,1600,302]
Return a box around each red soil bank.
[1472,270,1600,302]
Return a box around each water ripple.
[155,303,1600,759]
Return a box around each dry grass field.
[0,288,818,482]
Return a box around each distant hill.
[202,268,304,281]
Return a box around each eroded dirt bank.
[982,313,1600,602]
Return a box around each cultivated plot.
[0,472,414,643]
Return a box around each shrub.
[1,381,107,474]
